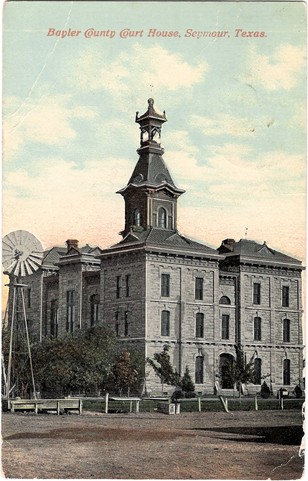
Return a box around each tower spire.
[117,99,184,237]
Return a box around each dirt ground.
[1,410,305,480]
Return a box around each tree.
[33,325,119,397]
[146,344,180,394]
[180,366,195,397]
[111,351,138,395]
[228,344,254,397]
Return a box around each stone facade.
[5,99,304,396]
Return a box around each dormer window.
[158,207,167,229]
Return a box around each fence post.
[198,397,201,412]
[136,400,140,413]
[105,393,109,414]
[254,395,258,411]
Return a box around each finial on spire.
[148,98,154,112]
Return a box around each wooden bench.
[8,398,83,415]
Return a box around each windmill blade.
[25,257,41,274]
[20,262,26,278]
[2,238,16,251]
[28,252,44,262]
[12,260,21,277]
[2,230,44,277]
[3,258,18,273]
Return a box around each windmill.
[2,230,44,399]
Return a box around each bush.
[171,389,183,402]
[184,391,197,398]
[260,381,271,399]
[294,384,302,398]
[180,367,195,394]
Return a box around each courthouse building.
[9,99,304,395]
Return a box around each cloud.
[3,143,305,265]
[289,105,306,130]
[3,94,99,159]
[242,44,305,90]
[190,113,274,137]
[3,157,130,249]
[70,44,208,97]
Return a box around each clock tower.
[117,98,185,237]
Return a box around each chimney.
[66,239,79,253]
[218,238,236,254]
[222,238,235,248]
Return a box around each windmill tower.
[2,230,43,399]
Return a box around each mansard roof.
[100,228,221,259]
[117,151,185,196]
[218,238,303,268]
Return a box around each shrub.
[294,384,303,398]
[260,381,271,399]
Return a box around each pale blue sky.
[3,1,306,259]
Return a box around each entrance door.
[219,353,234,389]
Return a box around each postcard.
[2,1,306,479]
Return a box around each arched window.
[195,356,204,384]
[134,208,141,226]
[283,359,291,385]
[161,310,170,336]
[283,319,290,342]
[253,358,262,385]
[90,294,99,326]
[219,296,231,305]
[254,317,262,341]
[196,313,204,338]
[158,207,167,229]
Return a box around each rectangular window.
[282,286,289,308]
[222,314,229,340]
[124,311,130,336]
[283,359,291,385]
[195,356,204,384]
[90,294,99,326]
[125,274,131,297]
[253,283,261,305]
[161,310,170,336]
[254,317,262,341]
[50,299,58,337]
[195,277,203,300]
[66,290,75,333]
[115,311,119,336]
[116,276,121,299]
[196,313,204,338]
[161,274,170,297]
[283,319,290,342]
